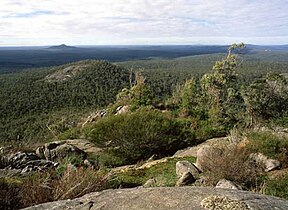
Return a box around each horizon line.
[1,43,288,48]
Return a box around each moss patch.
[112,156,196,188]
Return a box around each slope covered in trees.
[0,60,131,143]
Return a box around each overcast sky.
[0,0,287,46]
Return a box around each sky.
[0,0,287,46]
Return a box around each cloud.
[0,0,287,45]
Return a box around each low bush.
[203,146,264,190]
[57,127,82,140]
[263,173,288,199]
[87,109,196,165]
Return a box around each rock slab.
[22,186,288,210]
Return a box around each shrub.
[263,172,288,199]
[57,127,82,140]
[87,109,196,165]
[203,146,264,190]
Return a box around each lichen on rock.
[201,196,250,210]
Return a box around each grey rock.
[176,172,196,186]
[36,143,87,162]
[249,153,281,172]
[6,152,58,175]
[176,160,200,178]
[173,137,229,158]
[22,186,288,210]
[196,146,223,172]
[216,179,242,190]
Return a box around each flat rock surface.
[23,186,288,210]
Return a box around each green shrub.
[57,127,82,140]
[263,173,288,199]
[87,109,196,165]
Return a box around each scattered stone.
[176,160,200,178]
[176,172,196,186]
[195,146,223,172]
[201,196,250,210]
[143,178,157,188]
[83,159,93,167]
[216,179,242,190]
[115,105,129,115]
[249,153,280,172]
[81,110,106,127]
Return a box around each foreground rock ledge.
[23,186,288,210]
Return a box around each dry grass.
[52,166,110,200]
[203,146,264,190]
[18,172,53,208]
[1,166,111,209]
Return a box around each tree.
[242,73,288,124]
[115,71,152,111]
[200,43,245,127]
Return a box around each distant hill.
[0,45,229,73]
[48,44,77,50]
[246,44,288,52]
[0,60,130,142]
[1,44,288,74]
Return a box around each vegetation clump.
[86,109,197,165]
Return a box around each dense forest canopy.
[0,48,287,144]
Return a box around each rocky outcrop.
[36,141,87,161]
[45,64,90,82]
[22,186,288,210]
[5,152,58,175]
